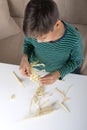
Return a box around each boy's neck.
[51,21,65,42]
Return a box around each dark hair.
[23,0,59,38]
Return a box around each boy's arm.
[58,38,84,79]
[23,36,34,57]
[19,36,34,76]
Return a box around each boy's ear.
[55,20,61,28]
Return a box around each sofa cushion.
[0,32,24,64]
[64,0,87,24]
[73,24,87,75]
[73,24,87,58]
[54,0,87,24]
[8,0,87,24]
[0,0,20,40]
[8,0,29,18]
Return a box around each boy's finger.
[26,66,31,76]
[20,69,28,76]
[40,77,51,81]
[19,66,29,76]
[40,81,52,85]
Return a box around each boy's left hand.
[39,71,60,85]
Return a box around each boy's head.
[23,0,60,42]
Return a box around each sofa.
[0,0,87,75]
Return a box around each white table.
[0,63,87,130]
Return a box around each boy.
[20,0,83,85]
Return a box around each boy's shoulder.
[24,36,34,43]
[64,21,81,40]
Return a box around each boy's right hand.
[19,55,31,77]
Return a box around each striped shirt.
[23,21,83,79]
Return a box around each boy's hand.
[39,71,60,85]
[19,55,31,76]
